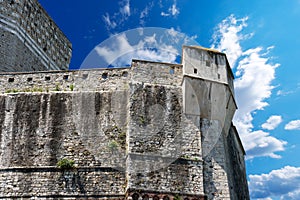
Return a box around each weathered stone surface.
[0,0,72,72]
[0,47,249,200]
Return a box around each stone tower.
[0,0,72,72]
[182,46,248,199]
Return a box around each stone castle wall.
[0,53,249,199]
[0,0,72,71]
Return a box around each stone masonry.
[0,46,250,199]
[0,1,249,199]
[0,0,72,72]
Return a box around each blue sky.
[39,0,300,199]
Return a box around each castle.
[0,0,250,199]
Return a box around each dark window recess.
[142,195,149,200]
[43,47,47,52]
[163,196,170,200]
[27,77,33,82]
[63,75,69,80]
[206,60,211,67]
[122,71,128,77]
[153,195,159,200]
[102,73,108,79]
[215,56,219,66]
[218,73,221,79]
[82,74,88,79]
[45,76,51,81]
[170,66,175,75]
[132,193,139,200]
[8,78,14,83]
[194,68,198,74]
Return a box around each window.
[63,75,69,80]
[27,77,33,82]
[206,60,211,67]
[45,76,51,81]
[132,193,139,200]
[142,194,149,200]
[122,71,128,77]
[8,78,14,83]
[82,74,88,79]
[193,68,197,74]
[102,72,108,79]
[170,66,175,75]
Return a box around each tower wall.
[0,0,72,72]
[126,60,205,200]
[182,46,248,200]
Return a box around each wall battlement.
[0,47,249,199]
[0,2,249,199]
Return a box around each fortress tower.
[0,0,72,72]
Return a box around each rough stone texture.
[0,0,72,72]
[0,47,249,199]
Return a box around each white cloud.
[161,12,170,17]
[241,130,286,159]
[102,0,131,31]
[211,14,248,68]
[120,0,130,17]
[81,27,199,69]
[161,0,180,17]
[285,120,300,130]
[262,115,283,130]
[249,166,300,200]
[276,90,294,96]
[140,2,154,26]
[170,3,179,16]
[94,33,178,67]
[103,13,117,30]
[211,15,286,159]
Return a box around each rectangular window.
[206,60,211,67]
[194,68,198,74]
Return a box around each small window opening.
[193,68,197,74]
[63,75,69,80]
[142,195,149,200]
[8,78,14,83]
[163,196,170,200]
[82,74,88,79]
[102,72,108,79]
[45,76,51,81]
[206,60,211,67]
[153,195,159,200]
[27,77,33,82]
[122,71,128,77]
[170,66,175,75]
[132,193,139,200]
